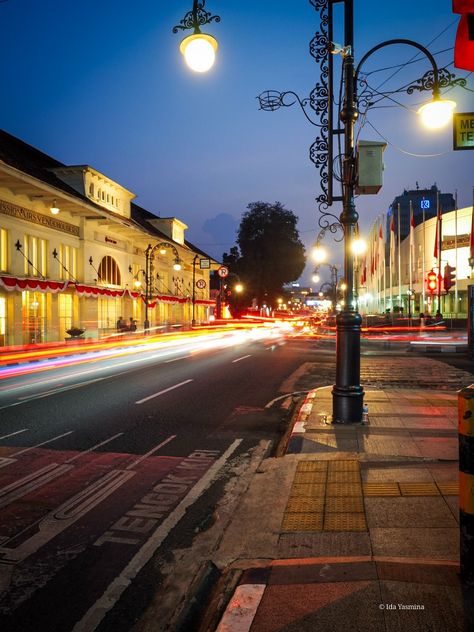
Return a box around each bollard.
[458,386,474,586]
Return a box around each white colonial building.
[0,130,217,346]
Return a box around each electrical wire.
[365,119,451,158]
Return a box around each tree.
[224,201,306,307]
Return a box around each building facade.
[363,201,473,318]
[0,130,216,346]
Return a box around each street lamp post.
[192,254,198,326]
[174,0,460,424]
[144,242,182,332]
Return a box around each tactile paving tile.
[286,497,325,513]
[296,461,328,472]
[327,471,360,483]
[323,513,367,531]
[294,471,327,484]
[399,482,440,496]
[289,483,326,498]
[437,482,459,496]
[281,512,323,532]
[326,483,363,497]
[325,496,364,513]
[362,483,401,496]
[328,460,359,472]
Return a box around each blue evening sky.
[0,0,472,285]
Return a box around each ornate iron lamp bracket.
[172,0,220,35]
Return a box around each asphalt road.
[0,333,316,632]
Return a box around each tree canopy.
[223,201,306,307]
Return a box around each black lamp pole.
[144,245,152,331]
[331,0,363,424]
[192,254,198,326]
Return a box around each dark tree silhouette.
[223,201,305,307]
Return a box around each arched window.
[98,255,121,286]
[89,182,95,197]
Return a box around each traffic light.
[453,1,474,71]
[426,269,438,294]
[444,264,456,291]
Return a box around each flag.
[433,204,441,260]
[390,214,395,270]
[378,223,384,272]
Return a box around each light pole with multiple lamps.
[173,0,460,423]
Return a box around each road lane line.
[72,438,243,632]
[232,354,252,363]
[125,435,177,470]
[11,431,74,457]
[0,428,29,441]
[135,379,193,405]
[65,433,124,464]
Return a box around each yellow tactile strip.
[281,460,458,534]
[282,460,367,533]
[362,481,458,497]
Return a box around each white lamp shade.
[180,33,218,73]
[418,98,456,129]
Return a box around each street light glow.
[418,97,456,129]
[235,283,243,293]
[180,33,218,72]
[351,237,367,255]
[312,246,327,263]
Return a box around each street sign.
[196,279,206,289]
[217,266,229,278]
[453,112,474,150]
[199,258,210,269]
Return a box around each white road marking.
[0,463,73,509]
[0,428,29,441]
[232,355,252,363]
[135,379,193,405]
[11,431,74,457]
[72,438,243,632]
[125,435,177,470]
[65,433,124,464]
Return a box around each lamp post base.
[332,310,364,424]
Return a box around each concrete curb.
[172,561,221,632]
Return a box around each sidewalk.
[206,386,474,632]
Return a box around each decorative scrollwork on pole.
[406,68,466,94]
[172,0,220,34]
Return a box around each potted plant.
[66,327,86,339]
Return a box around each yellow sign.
[453,112,474,150]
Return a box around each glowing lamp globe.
[180,33,218,73]
[418,98,456,129]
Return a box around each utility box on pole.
[356,140,387,195]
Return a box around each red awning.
[0,276,69,293]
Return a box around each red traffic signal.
[426,269,438,293]
[443,264,456,291]
[453,0,474,71]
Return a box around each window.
[58,244,78,280]
[23,234,47,277]
[98,255,121,286]
[89,182,95,197]
[0,228,8,271]
[58,294,75,338]
[98,296,122,330]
